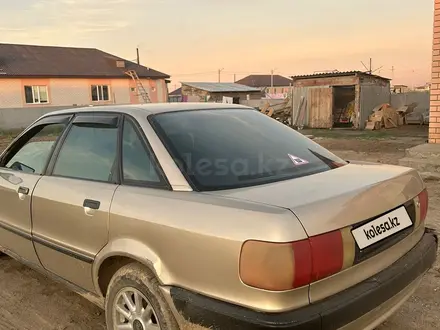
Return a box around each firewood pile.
[260,97,293,125]
[365,103,411,130]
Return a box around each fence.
[390,91,430,113]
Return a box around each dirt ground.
[0,125,439,330]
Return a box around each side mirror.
[10,161,35,174]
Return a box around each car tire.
[105,262,179,330]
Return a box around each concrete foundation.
[399,143,440,177]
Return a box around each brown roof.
[169,87,182,96]
[0,43,169,79]
[291,71,390,81]
[235,74,293,87]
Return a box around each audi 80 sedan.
[0,103,436,330]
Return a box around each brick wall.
[430,0,440,143]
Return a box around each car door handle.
[17,186,29,201]
[83,199,100,210]
[18,186,29,195]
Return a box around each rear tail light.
[418,189,428,222]
[239,241,296,291]
[309,231,344,282]
[239,229,354,291]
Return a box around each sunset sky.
[0,0,434,90]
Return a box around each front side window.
[91,85,110,102]
[3,123,66,175]
[24,86,49,104]
[150,109,347,191]
[122,119,162,184]
[52,123,118,182]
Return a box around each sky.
[0,0,435,90]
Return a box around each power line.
[170,71,217,77]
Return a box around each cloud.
[0,28,25,32]
[1,0,138,44]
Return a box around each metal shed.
[291,71,391,129]
[181,82,262,103]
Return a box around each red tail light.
[418,189,428,222]
[240,230,350,291]
[309,230,344,282]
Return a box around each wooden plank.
[307,87,333,128]
[365,121,375,130]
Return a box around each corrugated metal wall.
[359,83,391,129]
[294,77,390,129]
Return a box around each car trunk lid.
[208,162,427,301]
[207,162,424,237]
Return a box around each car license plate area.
[351,206,413,250]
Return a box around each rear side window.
[150,109,347,191]
[122,118,162,185]
[52,124,118,182]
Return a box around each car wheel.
[105,262,179,330]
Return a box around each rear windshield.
[150,109,347,191]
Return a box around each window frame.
[40,111,171,190]
[24,85,50,105]
[120,115,171,190]
[0,114,72,176]
[45,113,122,184]
[91,85,111,102]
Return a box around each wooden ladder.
[125,70,151,103]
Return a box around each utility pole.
[218,68,224,82]
[270,68,278,93]
[271,69,274,87]
[136,48,140,65]
[234,74,236,83]
[391,66,395,80]
[369,58,372,74]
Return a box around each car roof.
[43,103,253,118]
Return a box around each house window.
[24,86,49,104]
[91,85,110,101]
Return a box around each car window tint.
[5,124,66,175]
[150,109,347,191]
[122,119,161,183]
[53,124,118,182]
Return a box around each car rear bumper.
[169,228,438,330]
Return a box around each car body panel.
[93,236,163,296]
[167,230,437,329]
[31,173,117,291]
[0,169,41,264]
[108,184,311,311]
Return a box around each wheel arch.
[93,238,169,297]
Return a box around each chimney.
[116,60,125,68]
